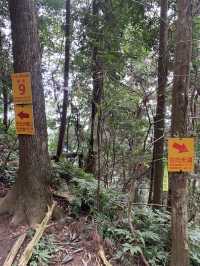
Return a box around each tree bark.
[85,0,103,175]
[152,0,168,206]
[2,83,8,130]
[56,0,71,161]
[170,0,192,265]
[0,0,51,226]
[148,162,154,204]
[0,30,9,131]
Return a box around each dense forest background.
[0,0,200,265]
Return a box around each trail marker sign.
[168,138,195,172]
[14,105,35,135]
[12,72,32,104]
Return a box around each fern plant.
[53,163,200,266]
[189,225,200,265]
[28,235,58,266]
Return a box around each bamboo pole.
[3,233,27,266]
[18,202,56,266]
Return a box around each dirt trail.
[0,187,115,266]
[0,215,16,265]
[0,216,115,266]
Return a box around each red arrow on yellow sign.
[168,138,195,172]
[14,105,35,135]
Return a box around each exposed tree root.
[11,204,27,227]
[0,188,52,227]
[0,189,17,216]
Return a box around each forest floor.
[0,183,115,266]
[0,183,15,265]
[0,216,107,266]
[0,214,19,265]
[0,141,116,266]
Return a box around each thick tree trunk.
[56,0,71,161]
[170,0,192,265]
[85,0,103,175]
[0,0,51,226]
[152,0,168,206]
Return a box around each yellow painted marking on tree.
[168,138,195,172]
[11,72,32,104]
[163,163,168,192]
[14,105,35,135]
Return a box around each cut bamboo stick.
[3,232,27,266]
[18,202,56,266]
[98,245,112,266]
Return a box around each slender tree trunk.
[148,162,154,204]
[2,84,8,130]
[66,114,71,152]
[0,30,9,131]
[85,0,103,175]
[0,0,51,226]
[152,0,168,206]
[96,109,101,210]
[122,152,126,188]
[56,0,71,161]
[110,135,116,185]
[170,0,192,265]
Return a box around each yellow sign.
[163,163,169,192]
[168,138,195,172]
[14,105,35,135]
[12,72,32,104]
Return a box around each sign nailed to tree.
[168,138,195,172]
[14,105,35,135]
[12,72,35,135]
[11,72,32,104]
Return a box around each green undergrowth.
[95,208,170,266]
[53,161,200,265]
[70,176,126,218]
[0,128,18,185]
[12,234,58,266]
[28,234,58,266]
[52,160,94,184]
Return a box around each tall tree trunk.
[2,83,8,130]
[170,0,192,265]
[148,162,154,204]
[0,30,9,131]
[0,0,51,226]
[152,0,168,206]
[85,0,103,175]
[96,109,101,210]
[56,0,71,161]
